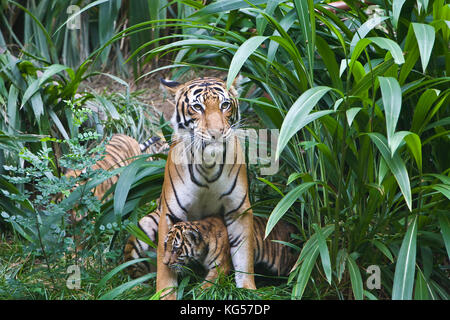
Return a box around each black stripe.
[174,164,185,184]
[228,233,244,248]
[220,164,241,199]
[138,221,155,243]
[224,191,247,217]
[188,163,209,188]
[168,170,188,213]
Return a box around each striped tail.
[139,136,161,153]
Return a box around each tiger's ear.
[185,229,202,245]
[160,78,182,94]
[226,75,240,97]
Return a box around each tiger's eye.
[192,103,203,111]
[221,101,231,110]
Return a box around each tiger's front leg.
[224,198,256,290]
[156,204,178,300]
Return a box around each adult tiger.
[62,134,168,222]
[153,77,256,299]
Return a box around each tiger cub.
[163,215,231,289]
[124,212,297,282]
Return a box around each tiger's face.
[161,77,240,146]
[163,223,205,272]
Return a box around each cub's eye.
[221,101,231,111]
[191,103,203,112]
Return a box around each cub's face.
[163,223,204,272]
[162,77,240,146]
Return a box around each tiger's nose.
[208,128,223,141]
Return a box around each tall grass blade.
[392,215,418,300]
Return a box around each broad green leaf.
[265,182,317,238]
[432,184,450,201]
[257,177,284,197]
[292,246,319,300]
[21,64,69,109]
[404,133,422,172]
[414,268,430,300]
[192,0,283,16]
[389,131,411,158]
[347,254,364,300]
[227,36,268,89]
[412,23,436,72]
[438,213,450,260]
[371,239,394,263]
[125,224,157,249]
[378,77,402,156]
[346,107,362,127]
[291,225,335,271]
[392,0,406,29]
[411,89,440,134]
[368,133,412,211]
[276,86,334,158]
[392,215,418,300]
[367,37,405,65]
[312,224,332,284]
[350,16,389,53]
[114,158,145,222]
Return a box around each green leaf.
[21,64,69,109]
[368,133,412,211]
[114,158,145,222]
[411,89,440,134]
[438,213,450,259]
[99,272,156,300]
[392,215,418,300]
[414,268,430,300]
[378,77,402,156]
[371,239,394,263]
[404,133,422,172]
[292,245,319,300]
[367,37,405,65]
[265,182,316,238]
[312,224,332,284]
[227,36,268,89]
[346,254,364,300]
[412,23,436,72]
[192,0,281,17]
[293,0,315,80]
[392,0,406,29]
[350,16,389,53]
[276,86,335,158]
[346,107,362,127]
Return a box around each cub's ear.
[160,78,182,94]
[184,229,202,245]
